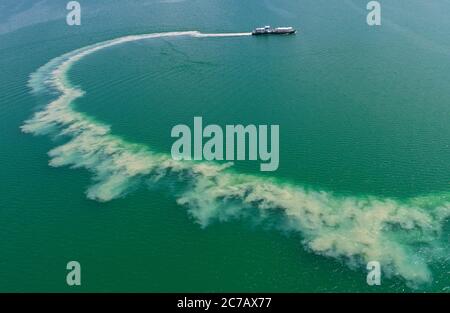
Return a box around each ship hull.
[252,30,296,36]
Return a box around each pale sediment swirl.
[21,31,450,288]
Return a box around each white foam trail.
[21,31,449,288]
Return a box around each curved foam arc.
[21,31,449,288]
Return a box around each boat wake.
[21,31,450,289]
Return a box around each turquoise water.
[1,0,449,292]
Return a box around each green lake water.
[0,0,449,292]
